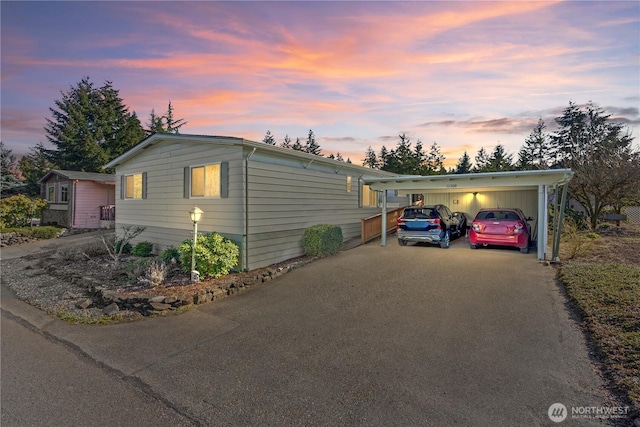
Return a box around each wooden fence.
[361,207,406,244]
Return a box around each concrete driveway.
[2,236,610,426]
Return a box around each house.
[39,170,116,229]
[104,133,405,271]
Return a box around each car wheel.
[470,244,477,249]
[398,239,407,246]
[520,240,530,254]
[440,230,450,249]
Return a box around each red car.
[469,208,533,253]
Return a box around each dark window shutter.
[120,175,125,199]
[184,167,190,199]
[220,162,229,198]
[142,172,147,199]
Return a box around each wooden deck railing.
[100,205,116,221]
[361,207,406,244]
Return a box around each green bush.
[177,232,239,279]
[303,224,343,257]
[132,241,154,257]
[30,226,60,239]
[115,240,132,254]
[0,195,47,228]
[0,226,59,239]
[160,247,181,264]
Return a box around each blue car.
[397,205,466,248]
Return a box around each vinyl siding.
[245,158,380,269]
[115,140,245,235]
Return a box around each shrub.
[132,241,154,257]
[177,232,239,279]
[0,195,47,228]
[136,260,167,287]
[30,226,60,239]
[303,224,343,257]
[561,217,594,260]
[160,247,181,264]
[115,240,132,255]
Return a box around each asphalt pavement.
[1,235,618,426]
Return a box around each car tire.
[398,239,407,246]
[440,230,450,249]
[520,243,530,254]
[470,244,477,249]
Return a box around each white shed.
[364,169,574,261]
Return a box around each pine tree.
[305,130,322,155]
[281,134,292,149]
[425,141,445,175]
[44,77,145,172]
[517,119,550,170]
[485,145,514,172]
[362,146,379,169]
[262,130,276,145]
[147,101,186,134]
[147,108,164,133]
[292,137,304,151]
[454,151,472,174]
[19,143,55,196]
[1,142,22,193]
[474,147,490,172]
[335,152,344,162]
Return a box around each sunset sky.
[2,1,639,168]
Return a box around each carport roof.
[364,169,573,193]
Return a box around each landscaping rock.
[76,298,93,309]
[103,303,120,316]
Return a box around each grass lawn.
[558,225,640,419]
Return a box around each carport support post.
[551,183,569,262]
[381,190,387,246]
[537,185,547,260]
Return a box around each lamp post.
[189,206,203,283]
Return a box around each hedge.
[303,224,343,257]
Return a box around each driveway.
[2,236,609,426]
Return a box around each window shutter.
[184,167,190,199]
[358,178,363,208]
[142,172,147,199]
[220,162,229,198]
[120,175,125,199]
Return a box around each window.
[125,174,143,199]
[346,176,352,193]
[47,185,55,202]
[186,163,228,199]
[121,173,146,199]
[361,183,378,207]
[60,184,69,203]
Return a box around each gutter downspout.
[72,180,78,228]
[244,147,257,272]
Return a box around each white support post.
[537,184,547,260]
[381,190,387,247]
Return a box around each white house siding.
[73,181,114,229]
[245,155,382,269]
[114,140,246,257]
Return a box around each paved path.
[1,237,614,426]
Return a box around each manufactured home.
[104,134,405,270]
[39,170,116,229]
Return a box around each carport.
[365,169,574,261]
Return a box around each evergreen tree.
[147,101,186,134]
[474,147,490,172]
[550,101,638,229]
[19,143,55,196]
[292,137,304,151]
[425,141,446,174]
[362,146,379,169]
[485,144,514,172]
[304,129,322,155]
[44,77,145,172]
[517,119,550,170]
[262,130,276,145]
[454,151,473,174]
[1,142,22,193]
[335,152,344,162]
[281,134,292,149]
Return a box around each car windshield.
[403,208,437,219]
[476,211,520,221]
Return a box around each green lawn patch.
[559,262,640,415]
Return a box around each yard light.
[189,206,203,283]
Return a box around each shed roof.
[364,169,574,193]
[38,169,115,185]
